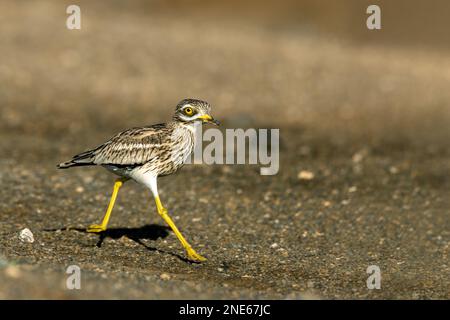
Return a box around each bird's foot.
[86,224,106,233]
[186,248,207,262]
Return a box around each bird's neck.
[171,120,201,135]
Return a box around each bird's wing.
[91,124,172,166]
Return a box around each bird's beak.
[198,114,220,126]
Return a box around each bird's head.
[173,99,219,125]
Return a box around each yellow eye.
[184,107,193,116]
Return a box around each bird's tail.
[57,149,96,169]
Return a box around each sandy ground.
[0,1,449,299]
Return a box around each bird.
[57,99,219,262]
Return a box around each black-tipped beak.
[199,114,220,126]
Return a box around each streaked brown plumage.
[57,99,218,262]
[59,122,193,177]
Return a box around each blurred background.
[0,0,449,299]
[1,0,450,150]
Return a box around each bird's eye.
[184,107,194,116]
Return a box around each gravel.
[0,1,449,299]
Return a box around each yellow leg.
[87,179,124,233]
[154,196,206,262]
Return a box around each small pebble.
[278,249,289,257]
[389,166,399,174]
[19,228,34,243]
[5,266,21,279]
[352,152,365,163]
[160,273,171,280]
[298,170,314,180]
[352,148,368,163]
[83,176,94,184]
[323,201,332,207]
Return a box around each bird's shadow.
[44,224,194,263]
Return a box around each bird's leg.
[87,178,125,233]
[154,195,206,262]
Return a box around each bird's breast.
[147,125,195,177]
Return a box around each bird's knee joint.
[159,207,168,215]
[115,180,124,187]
